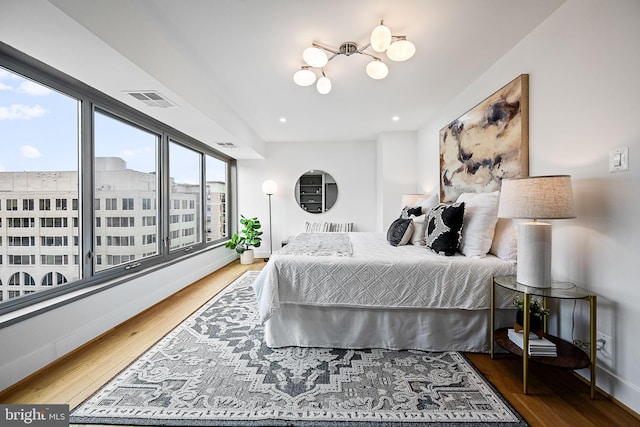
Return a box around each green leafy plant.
[513,297,550,318]
[225,215,263,254]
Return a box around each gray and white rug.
[71,271,527,426]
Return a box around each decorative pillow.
[425,203,465,256]
[490,218,517,260]
[386,218,414,246]
[415,192,440,214]
[401,206,423,218]
[410,218,427,246]
[456,191,500,258]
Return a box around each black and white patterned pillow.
[401,206,423,219]
[425,202,465,256]
[386,218,414,246]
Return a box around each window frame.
[0,41,234,318]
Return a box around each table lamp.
[498,175,576,288]
[401,194,424,209]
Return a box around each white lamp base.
[516,221,552,288]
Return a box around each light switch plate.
[609,147,629,173]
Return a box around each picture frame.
[439,74,529,202]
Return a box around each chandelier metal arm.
[311,41,382,64]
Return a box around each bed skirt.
[264,304,516,353]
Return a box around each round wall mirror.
[294,170,338,213]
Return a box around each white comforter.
[254,232,517,322]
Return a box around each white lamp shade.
[262,180,277,195]
[366,60,389,79]
[293,68,316,86]
[498,175,576,220]
[303,47,328,68]
[316,76,332,94]
[370,23,392,52]
[401,194,424,208]
[386,39,416,62]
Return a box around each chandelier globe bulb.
[366,60,389,80]
[293,67,317,86]
[386,38,416,62]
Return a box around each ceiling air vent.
[216,142,237,148]
[126,91,177,108]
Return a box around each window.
[122,198,134,210]
[0,51,232,313]
[94,110,159,272]
[168,141,202,251]
[42,272,67,286]
[40,217,68,227]
[39,199,51,211]
[8,218,35,228]
[9,237,35,246]
[206,154,228,242]
[55,198,67,210]
[41,236,68,246]
[0,66,79,302]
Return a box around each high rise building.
[0,157,226,302]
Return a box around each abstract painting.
[439,74,529,202]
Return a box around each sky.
[0,67,226,183]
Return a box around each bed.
[253,225,518,352]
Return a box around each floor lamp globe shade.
[516,221,552,288]
[262,180,277,195]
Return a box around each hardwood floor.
[0,260,637,426]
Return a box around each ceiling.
[42,0,565,158]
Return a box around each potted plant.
[225,215,263,264]
[513,296,550,336]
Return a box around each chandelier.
[293,21,416,94]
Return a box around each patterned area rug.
[71,271,527,426]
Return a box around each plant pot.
[515,310,544,336]
[240,249,254,265]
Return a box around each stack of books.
[508,328,557,357]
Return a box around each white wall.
[375,132,420,231]
[418,0,640,412]
[0,246,236,391]
[237,140,379,257]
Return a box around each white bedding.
[254,232,517,323]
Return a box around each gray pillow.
[386,218,414,246]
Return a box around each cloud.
[17,81,52,96]
[0,164,6,172]
[0,104,49,120]
[20,145,43,158]
[121,149,136,157]
[0,82,13,91]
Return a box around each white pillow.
[410,216,427,245]
[456,191,500,258]
[415,192,439,214]
[490,218,517,260]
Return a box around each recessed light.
[392,115,400,122]
[279,117,287,123]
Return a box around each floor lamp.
[261,180,277,262]
[498,175,576,288]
